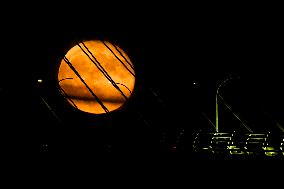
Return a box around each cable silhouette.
[77,41,128,100]
[78,41,152,127]
[40,96,63,124]
[58,77,73,83]
[57,77,79,109]
[218,94,253,133]
[112,43,135,70]
[101,40,136,77]
[63,56,109,113]
[262,109,284,133]
[201,112,216,130]
[58,86,79,109]
[59,41,151,128]
[116,83,132,94]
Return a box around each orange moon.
[57,40,135,114]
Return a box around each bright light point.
[38,79,43,83]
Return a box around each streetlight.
[215,76,235,132]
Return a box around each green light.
[265,152,278,156]
[228,146,246,155]
[247,138,267,141]
[216,94,219,132]
[248,134,267,137]
[263,147,278,156]
[215,77,235,133]
[202,147,209,150]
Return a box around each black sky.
[0,5,283,156]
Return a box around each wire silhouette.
[57,77,78,109]
[77,41,128,100]
[59,41,151,128]
[63,56,110,113]
[40,96,63,124]
[77,41,152,127]
[112,42,135,70]
[101,41,136,77]
[218,94,253,133]
[58,87,79,109]
[262,109,284,133]
[58,77,74,83]
[201,112,216,130]
[116,83,132,94]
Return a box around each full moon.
[57,40,135,114]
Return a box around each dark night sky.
[0,4,283,157]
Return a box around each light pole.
[215,76,234,132]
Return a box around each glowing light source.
[57,40,135,114]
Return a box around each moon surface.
[57,40,135,114]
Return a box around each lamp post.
[215,76,235,132]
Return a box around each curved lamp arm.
[215,76,236,132]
